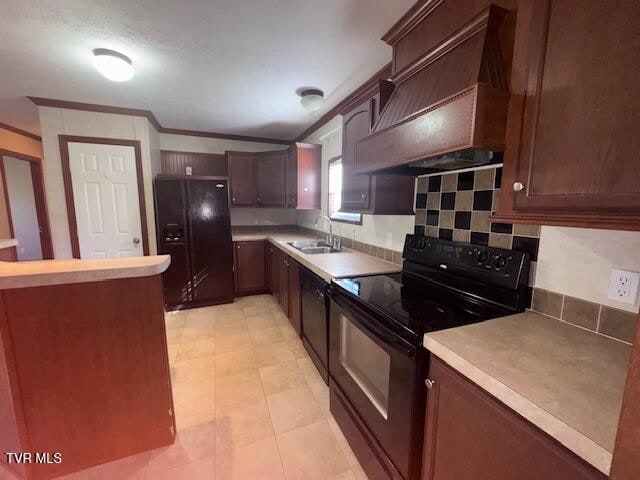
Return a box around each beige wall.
[296,115,416,253]
[159,132,295,226]
[536,227,640,313]
[38,107,158,258]
[0,127,43,240]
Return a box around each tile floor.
[55,294,369,480]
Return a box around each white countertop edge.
[265,236,400,284]
[0,255,171,289]
[424,336,612,476]
[0,239,18,249]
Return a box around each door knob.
[513,181,525,192]
[425,378,436,389]
[133,237,141,245]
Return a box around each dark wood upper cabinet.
[342,100,373,211]
[423,358,606,480]
[341,98,415,215]
[286,143,322,209]
[233,241,267,294]
[255,151,287,207]
[494,0,640,231]
[161,150,228,176]
[227,151,256,207]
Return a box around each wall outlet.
[608,269,640,305]
[386,232,393,248]
[185,166,193,175]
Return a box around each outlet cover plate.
[608,269,640,305]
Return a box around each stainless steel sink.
[287,241,342,254]
[299,246,342,254]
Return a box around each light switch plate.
[608,269,640,305]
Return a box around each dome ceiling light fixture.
[299,89,325,112]
[92,48,135,82]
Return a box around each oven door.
[328,288,424,480]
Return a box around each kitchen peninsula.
[0,255,173,480]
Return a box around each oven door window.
[339,313,391,419]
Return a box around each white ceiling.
[0,0,414,140]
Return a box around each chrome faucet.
[315,215,341,250]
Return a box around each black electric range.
[327,234,531,480]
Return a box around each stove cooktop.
[333,272,514,344]
[330,235,531,345]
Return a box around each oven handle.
[328,288,416,358]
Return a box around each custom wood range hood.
[354,1,514,176]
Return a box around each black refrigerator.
[154,176,234,310]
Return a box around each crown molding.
[0,121,42,142]
[28,97,293,145]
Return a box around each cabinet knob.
[232,197,236,202]
[361,193,367,199]
[425,378,436,389]
[512,181,525,192]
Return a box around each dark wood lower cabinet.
[423,358,606,480]
[0,275,173,479]
[266,243,278,295]
[287,260,301,336]
[277,250,289,315]
[233,241,268,295]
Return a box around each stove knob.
[474,250,489,265]
[493,255,508,270]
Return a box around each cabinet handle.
[425,378,436,389]
[512,181,525,192]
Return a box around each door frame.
[58,135,149,259]
[0,149,54,260]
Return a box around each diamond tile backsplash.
[414,166,541,286]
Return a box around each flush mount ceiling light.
[92,48,135,82]
[299,89,325,112]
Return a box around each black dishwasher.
[300,267,329,384]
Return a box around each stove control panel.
[403,235,530,290]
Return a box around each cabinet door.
[227,152,256,206]
[296,144,321,210]
[285,147,297,208]
[234,241,266,294]
[255,151,286,207]
[507,0,640,216]
[265,242,273,293]
[287,260,301,335]
[341,100,372,211]
[269,245,279,297]
[278,252,289,315]
[423,358,606,480]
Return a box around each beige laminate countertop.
[0,255,171,289]
[424,312,631,475]
[0,239,18,249]
[232,231,401,282]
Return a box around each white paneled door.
[67,142,143,259]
